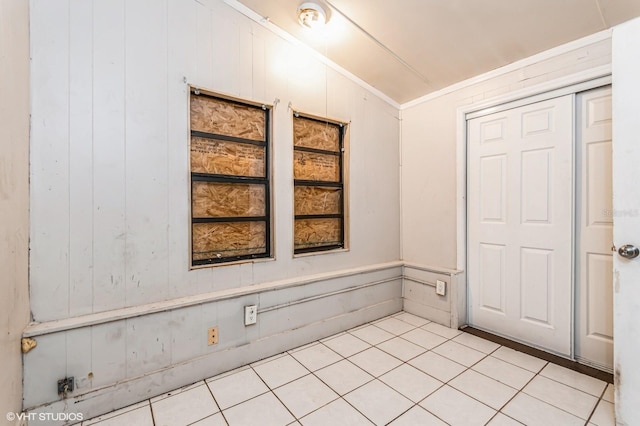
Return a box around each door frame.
[454,65,612,356]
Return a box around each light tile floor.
[81,312,615,426]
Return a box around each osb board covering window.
[191,137,265,177]
[190,95,265,141]
[294,218,342,250]
[294,186,342,216]
[293,114,346,254]
[192,222,266,260]
[192,182,265,218]
[293,118,340,151]
[190,90,270,266]
[293,151,340,182]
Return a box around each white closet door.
[468,95,573,356]
[575,87,613,370]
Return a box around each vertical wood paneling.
[212,3,239,94]
[193,0,215,292]
[66,328,92,392]
[195,1,213,88]
[92,0,127,313]
[126,313,172,376]
[22,334,67,408]
[124,0,169,307]
[168,0,199,298]
[29,0,71,321]
[170,305,203,364]
[264,37,293,277]
[69,0,94,317]
[91,321,127,389]
[239,25,253,98]
[252,32,266,102]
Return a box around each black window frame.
[190,89,272,266]
[293,112,346,255]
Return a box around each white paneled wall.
[29,0,400,323]
[26,0,401,418]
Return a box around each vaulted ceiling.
[235,0,640,104]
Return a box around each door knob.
[618,244,640,259]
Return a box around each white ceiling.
[235,0,640,104]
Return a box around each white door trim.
[455,66,612,330]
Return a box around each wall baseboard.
[22,260,468,424]
[22,263,403,423]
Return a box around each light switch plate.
[436,280,446,296]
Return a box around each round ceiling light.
[297,2,329,30]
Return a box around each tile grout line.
[582,380,609,425]
[203,377,229,426]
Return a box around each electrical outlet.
[57,377,74,395]
[245,305,257,326]
[208,327,219,345]
[436,280,446,296]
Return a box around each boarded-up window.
[190,90,270,266]
[293,114,346,254]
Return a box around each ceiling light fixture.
[297,1,329,30]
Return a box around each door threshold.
[461,326,613,384]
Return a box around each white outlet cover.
[244,305,257,326]
[436,280,446,296]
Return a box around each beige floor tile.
[84,402,153,426]
[491,347,547,373]
[299,398,373,426]
[408,351,466,383]
[449,369,517,410]
[502,392,584,426]
[401,328,447,349]
[253,354,309,389]
[190,413,228,426]
[379,364,443,402]
[394,312,430,327]
[348,347,403,377]
[289,342,343,371]
[589,399,615,426]
[602,383,614,402]
[376,336,426,362]
[322,333,371,358]
[452,333,500,354]
[207,368,269,410]
[539,363,607,396]
[421,322,463,339]
[472,356,536,389]
[522,375,598,420]
[349,325,395,345]
[315,359,374,395]
[344,380,413,425]
[388,406,447,426]
[432,340,487,367]
[373,317,415,335]
[274,374,338,418]
[420,385,496,426]
[486,413,523,425]
[223,392,294,426]
[151,384,219,426]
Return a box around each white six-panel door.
[468,95,574,356]
[575,87,613,370]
